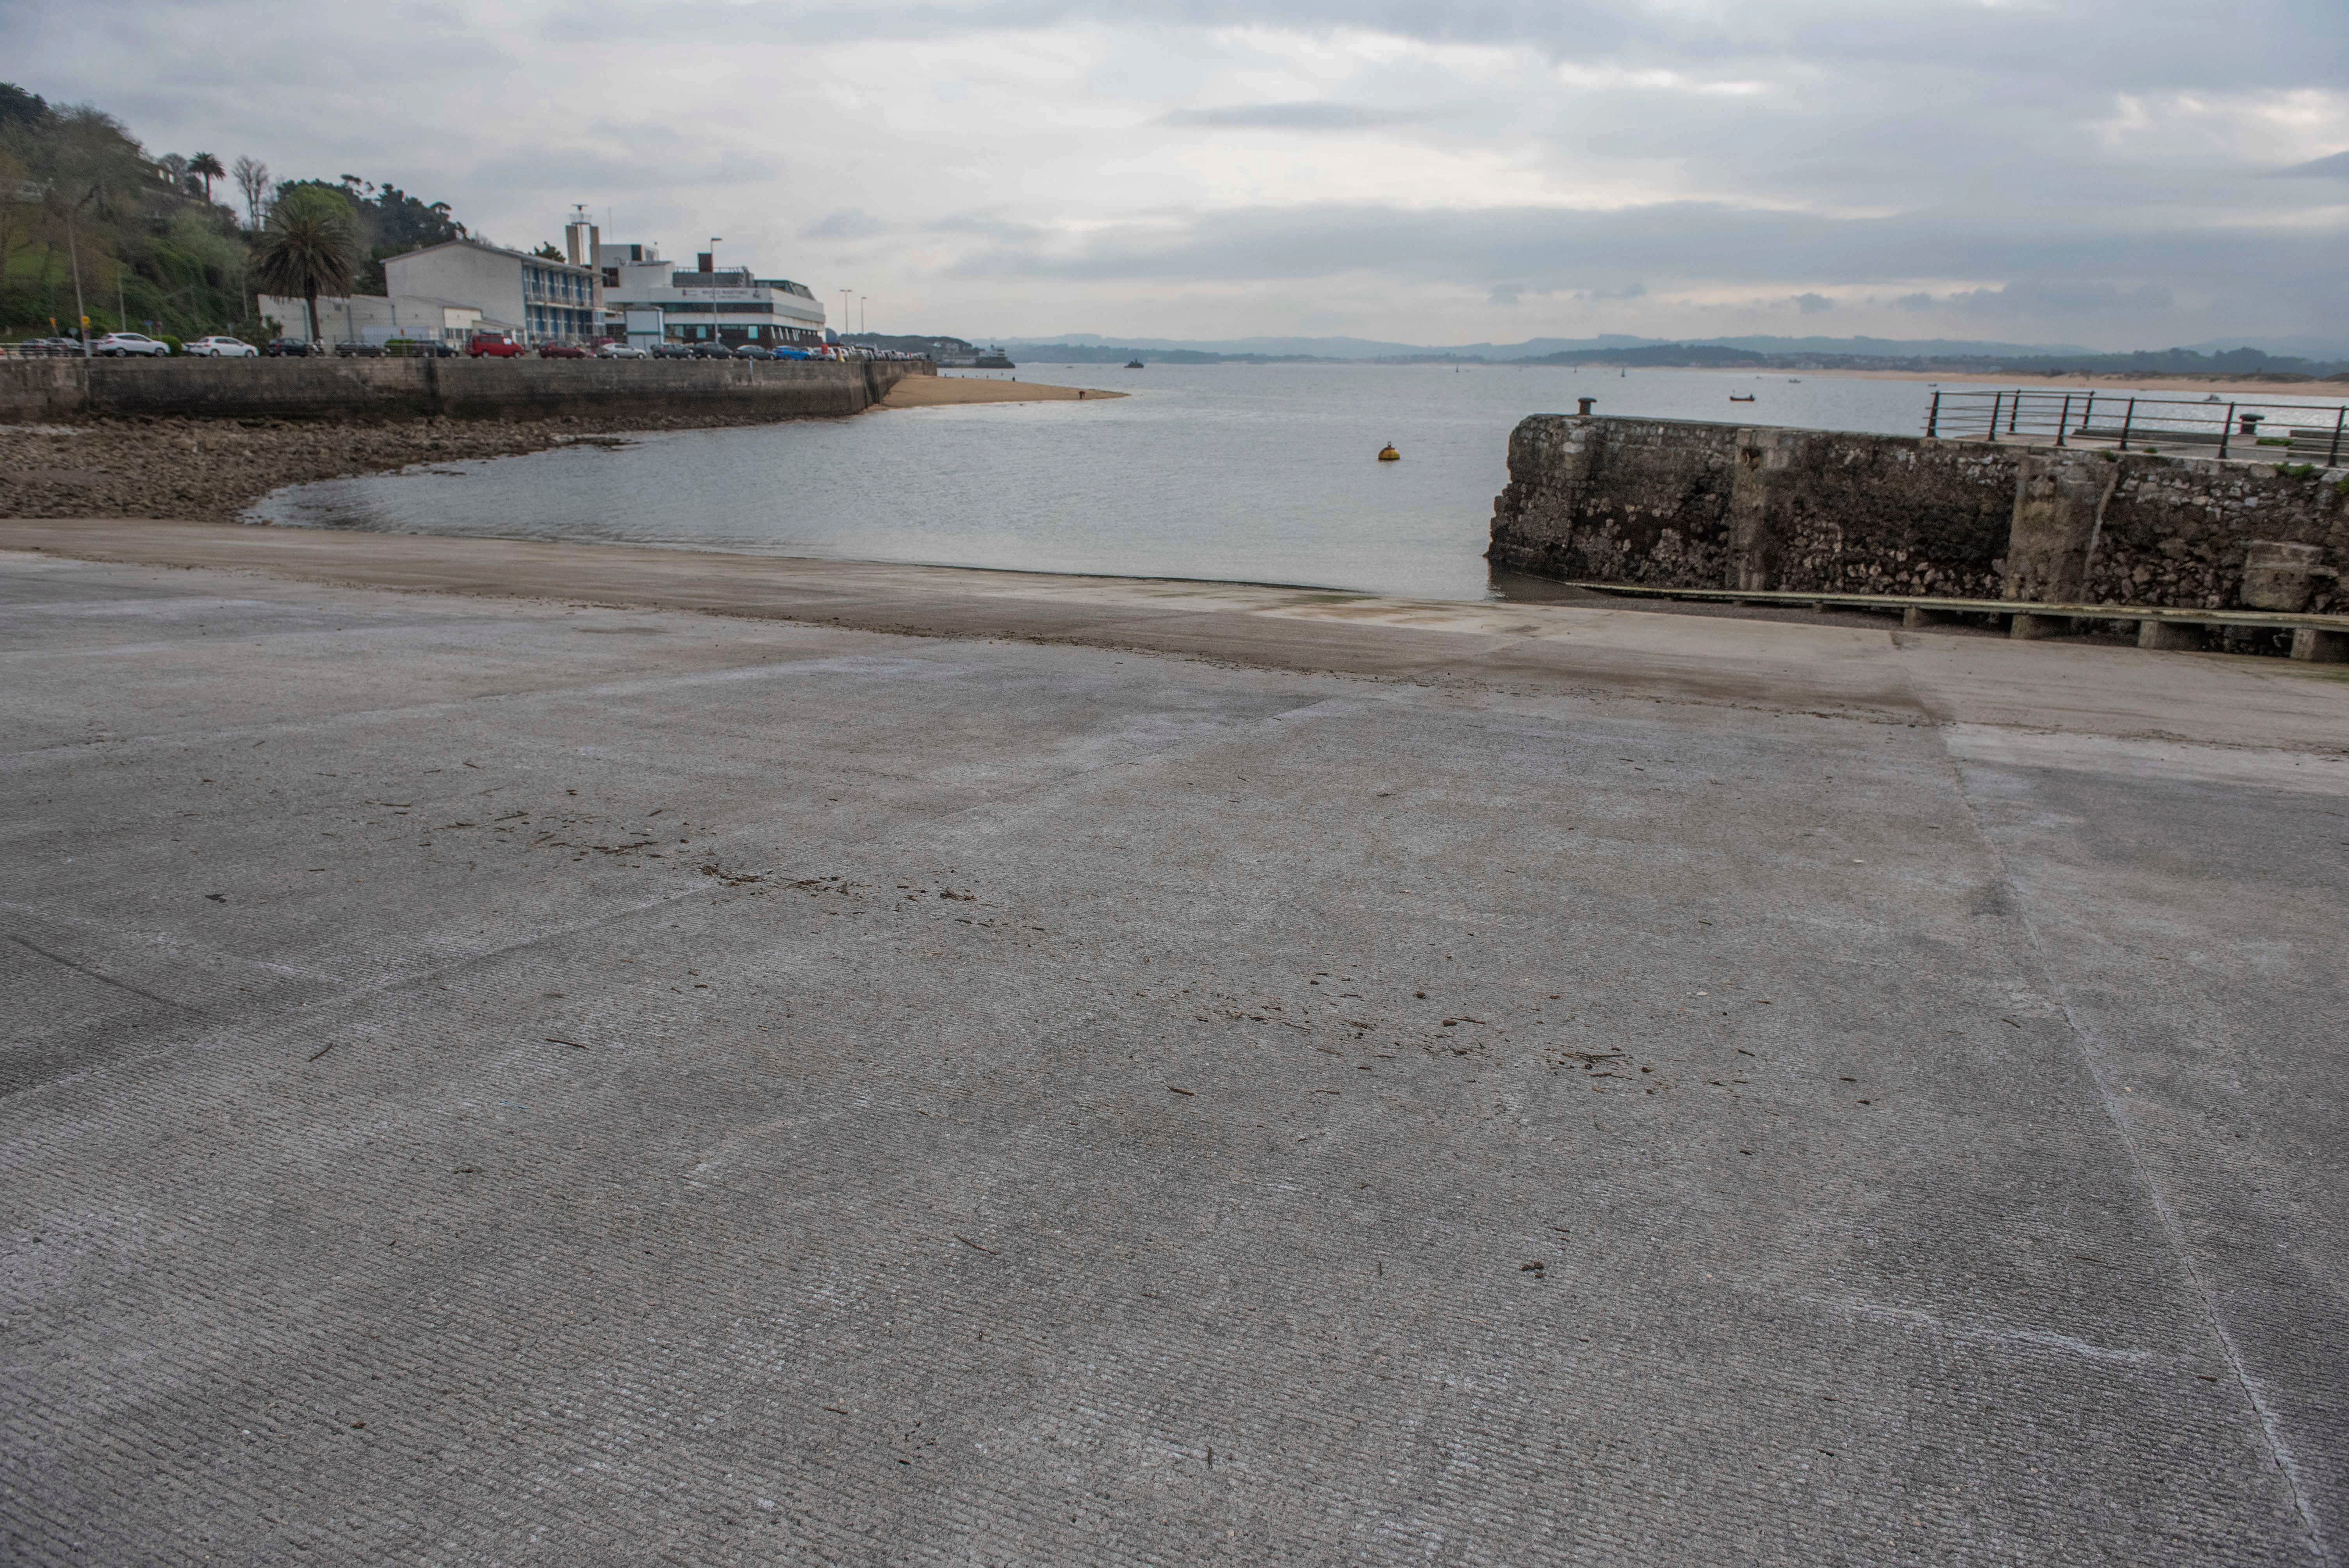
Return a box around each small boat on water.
[1378,443,1401,462]
[1125,359,1145,369]
[1729,393,1757,403]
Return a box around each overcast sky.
[10,0,2347,347]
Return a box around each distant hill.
[996,332,2348,377]
[1002,333,2107,362]
[1516,343,1767,368]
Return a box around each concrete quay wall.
[0,355,932,425]
[1491,413,2349,614]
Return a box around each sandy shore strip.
[1793,366,2349,399]
[880,375,1126,407]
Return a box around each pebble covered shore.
[0,411,810,524]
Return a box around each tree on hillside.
[272,175,468,293]
[1,94,271,339]
[189,152,223,201]
[252,184,356,345]
[0,83,45,131]
[232,156,268,230]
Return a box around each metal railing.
[1926,387,2349,463]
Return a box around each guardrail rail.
[1925,387,2349,463]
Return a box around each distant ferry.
[1125,359,1145,369]
[940,345,1017,369]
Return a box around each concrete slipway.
[2,519,2346,1565]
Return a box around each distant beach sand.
[1803,366,2349,399]
[881,376,1126,408]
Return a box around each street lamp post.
[64,186,98,359]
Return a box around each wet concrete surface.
[3,532,2346,1564]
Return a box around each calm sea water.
[249,364,2349,602]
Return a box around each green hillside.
[0,82,470,344]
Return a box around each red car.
[467,333,523,358]
[537,342,588,359]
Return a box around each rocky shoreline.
[0,410,820,525]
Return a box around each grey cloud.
[1161,103,1430,132]
[926,212,1053,242]
[19,0,2344,347]
[463,146,770,195]
[942,201,2146,289]
[943,200,2338,335]
[803,209,891,240]
[588,0,2338,92]
[1940,282,2175,318]
[1793,292,1833,314]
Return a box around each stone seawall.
[0,356,932,425]
[1490,414,2347,614]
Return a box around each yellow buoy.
[1377,444,1401,461]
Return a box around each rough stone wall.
[0,356,932,425]
[1490,416,1735,589]
[1491,413,2347,613]
[2088,459,2348,613]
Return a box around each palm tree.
[189,152,224,202]
[251,187,357,346]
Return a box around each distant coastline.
[1754,367,2349,399]
[1000,337,2349,383]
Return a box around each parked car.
[772,346,813,360]
[382,337,457,358]
[333,340,383,358]
[651,342,693,360]
[93,331,171,357]
[467,333,524,358]
[5,337,75,356]
[184,335,258,357]
[595,342,652,359]
[688,341,740,359]
[264,337,319,357]
[735,344,775,361]
[537,341,588,359]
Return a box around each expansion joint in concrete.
[1934,738,2332,1563]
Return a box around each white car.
[185,335,257,358]
[596,342,652,359]
[93,331,171,357]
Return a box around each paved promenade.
[4,523,2346,1564]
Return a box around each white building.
[257,293,494,347]
[597,242,827,349]
[383,237,599,344]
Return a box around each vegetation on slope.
[0,82,471,343]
